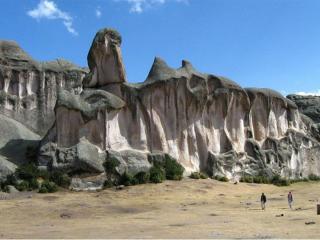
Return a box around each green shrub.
[190,172,201,179]
[38,169,50,180]
[308,174,320,181]
[252,176,270,184]
[103,179,114,188]
[271,175,290,186]
[134,172,150,184]
[1,174,17,191]
[120,172,138,186]
[16,180,29,191]
[28,178,39,190]
[163,155,184,180]
[3,174,17,186]
[104,157,121,185]
[190,172,208,179]
[240,175,253,183]
[149,166,165,183]
[38,180,58,193]
[16,164,40,181]
[104,158,120,175]
[38,185,48,193]
[290,178,309,184]
[213,175,229,182]
[200,172,209,179]
[49,170,71,187]
[240,174,290,186]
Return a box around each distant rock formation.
[0,41,87,136]
[287,94,320,123]
[38,28,320,185]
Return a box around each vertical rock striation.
[39,28,320,182]
[0,40,87,136]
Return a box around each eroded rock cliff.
[0,41,87,135]
[287,94,320,123]
[39,28,320,184]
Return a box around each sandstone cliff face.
[39,28,320,181]
[0,41,87,135]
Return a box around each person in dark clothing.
[261,193,267,210]
[288,191,293,209]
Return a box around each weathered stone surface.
[105,149,151,176]
[3,28,319,186]
[119,150,151,175]
[0,157,17,181]
[84,28,126,87]
[0,40,87,136]
[70,173,106,191]
[287,94,320,123]
[38,27,320,183]
[38,139,106,174]
[0,113,40,180]
[77,138,105,173]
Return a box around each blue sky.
[1,0,320,95]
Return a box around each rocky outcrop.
[38,28,320,183]
[0,113,40,180]
[287,94,320,123]
[0,40,87,136]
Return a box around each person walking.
[261,193,267,210]
[288,191,293,209]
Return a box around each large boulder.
[106,150,151,176]
[0,113,40,180]
[76,138,105,173]
[39,138,106,174]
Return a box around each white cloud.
[295,90,320,96]
[96,7,102,18]
[115,0,189,14]
[27,0,78,35]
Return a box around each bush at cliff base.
[149,166,166,183]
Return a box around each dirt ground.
[0,179,320,239]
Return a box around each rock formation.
[0,113,40,181]
[38,28,320,185]
[0,40,87,181]
[287,94,320,123]
[0,40,87,136]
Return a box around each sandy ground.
[0,179,320,239]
